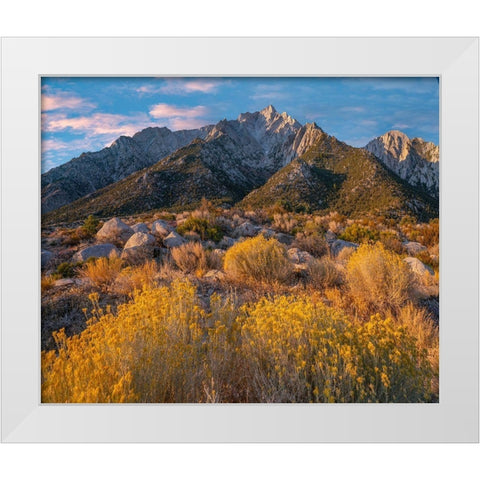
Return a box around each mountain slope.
[43,107,326,223]
[41,125,213,213]
[241,127,438,220]
[364,130,439,198]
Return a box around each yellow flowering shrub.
[239,295,435,402]
[42,280,436,403]
[223,235,292,284]
[346,243,413,315]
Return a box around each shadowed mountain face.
[42,106,439,224]
[41,125,214,213]
[365,130,439,198]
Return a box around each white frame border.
[1,37,478,443]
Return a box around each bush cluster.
[41,280,436,403]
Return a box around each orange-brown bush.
[346,243,413,315]
[292,232,328,258]
[171,242,222,275]
[113,260,159,296]
[307,257,342,289]
[79,256,124,291]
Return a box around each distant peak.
[382,130,410,141]
[261,104,277,115]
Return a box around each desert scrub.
[223,235,292,284]
[340,223,380,244]
[307,257,342,289]
[42,280,208,403]
[292,232,328,258]
[79,256,124,291]
[81,215,100,238]
[239,295,435,402]
[55,261,82,278]
[171,242,222,275]
[346,243,413,315]
[41,280,437,403]
[177,217,223,242]
[113,260,159,296]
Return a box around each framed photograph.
[1,37,478,442]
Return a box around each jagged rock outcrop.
[365,130,439,198]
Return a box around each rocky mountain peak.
[365,130,439,197]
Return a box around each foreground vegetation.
[41,205,439,403]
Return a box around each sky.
[41,77,439,173]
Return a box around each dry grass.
[171,242,222,276]
[79,257,124,291]
[292,232,328,258]
[41,275,56,292]
[307,257,342,289]
[113,260,159,295]
[346,243,414,316]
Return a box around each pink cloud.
[43,112,151,136]
[149,104,207,119]
[168,117,210,130]
[41,94,95,112]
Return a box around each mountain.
[43,106,327,223]
[364,130,439,198]
[42,107,439,224]
[240,126,438,220]
[41,125,214,213]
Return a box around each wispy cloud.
[250,83,289,101]
[149,104,208,119]
[42,112,151,136]
[391,123,410,130]
[340,106,365,113]
[137,79,222,96]
[148,103,210,130]
[41,94,96,112]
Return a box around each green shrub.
[82,215,100,238]
[340,223,380,244]
[55,261,82,278]
[177,217,223,242]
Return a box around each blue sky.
[41,77,439,173]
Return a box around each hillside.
[241,128,438,220]
[41,125,214,213]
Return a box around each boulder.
[403,241,427,255]
[96,218,134,244]
[54,278,75,287]
[330,239,358,257]
[41,250,53,269]
[124,232,156,249]
[403,257,434,276]
[259,228,276,238]
[72,243,119,262]
[121,232,156,262]
[132,222,150,234]
[234,221,260,238]
[163,231,186,248]
[218,236,236,249]
[288,247,314,264]
[203,270,226,281]
[325,230,337,245]
[274,232,294,245]
[151,219,173,238]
